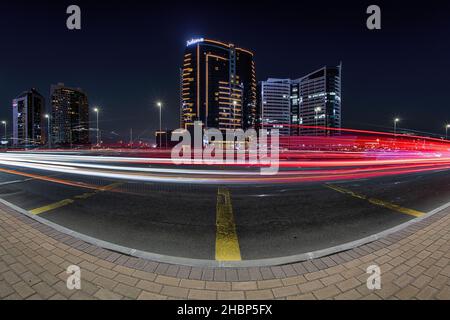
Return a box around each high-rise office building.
[292,64,342,136]
[12,88,45,146]
[50,83,89,146]
[180,38,257,131]
[258,64,342,136]
[257,79,291,136]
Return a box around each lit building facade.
[257,79,291,136]
[50,83,89,145]
[180,38,257,131]
[12,88,45,146]
[293,64,342,136]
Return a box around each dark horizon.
[1,0,450,142]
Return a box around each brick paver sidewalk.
[0,202,449,300]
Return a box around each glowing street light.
[394,118,400,135]
[1,121,6,144]
[44,114,51,148]
[314,107,322,136]
[156,101,162,148]
[93,107,100,146]
[446,124,450,140]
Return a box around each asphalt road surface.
[0,152,449,263]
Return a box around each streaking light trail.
[1,127,449,185]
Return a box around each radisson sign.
[186,38,204,46]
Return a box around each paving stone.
[439,265,450,277]
[411,274,432,289]
[334,289,363,300]
[298,280,324,293]
[113,283,141,299]
[138,291,167,300]
[188,289,217,300]
[114,274,138,286]
[0,200,449,301]
[0,281,14,298]
[320,274,345,286]
[32,282,56,299]
[94,288,122,300]
[217,291,245,300]
[336,278,361,292]
[286,293,316,300]
[161,285,189,299]
[155,275,180,287]
[3,270,21,285]
[257,279,283,290]
[21,271,41,286]
[395,285,420,299]
[71,290,96,300]
[93,276,117,291]
[436,286,450,300]
[205,281,231,291]
[272,285,300,298]
[416,286,438,300]
[313,285,341,299]
[12,281,35,299]
[281,275,307,286]
[231,281,257,291]
[245,289,274,300]
[375,283,400,299]
[305,270,327,281]
[136,280,163,293]
[95,267,118,279]
[180,279,205,289]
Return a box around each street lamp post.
[394,118,400,135]
[156,102,162,148]
[1,121,6,139]
[44,114,51,148]
[94,107,100,146]
[446,124,450,140]
[1,121,6,147]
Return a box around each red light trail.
[1,127,449,185]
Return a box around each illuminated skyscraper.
[292,64,342,136]
[50,83,89,146]
[258,79,291,136]
[180,38,257,131]
[258,64,342,136]
[12,88,45,146]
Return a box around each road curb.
[1,197,449,268]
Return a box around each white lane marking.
[0,178,34,186]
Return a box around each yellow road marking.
[0,168,101,190]
[325,184,424,218]
[30,199,74,215]
[215,187,241,261]
[99,182,122,191]
[74,192,94,200]
[30,182,123,215]
[73,182,123,200]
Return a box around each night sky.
[1,0,449,142]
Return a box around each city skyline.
[0,0,450,304]
[1,0,450,142]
